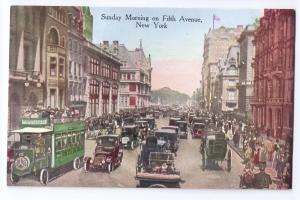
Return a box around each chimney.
[113,40,119,55]
[102,40,109,50]
[237,25,243,30]
[113,40,119,47]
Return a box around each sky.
[90,7,263,96]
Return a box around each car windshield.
[194,124,205,129]
[97,137,117,147]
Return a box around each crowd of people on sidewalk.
[217,115,292,189]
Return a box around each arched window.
[48,28,59,45]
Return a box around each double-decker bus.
[9,117,85,185]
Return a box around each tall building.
[217,46,240,112]
[112,41,152,110]
[83,40,122,117]
[251,9,295,139]
[237,25,256,121]
[67,7,86,115]
[8,6,123,129]
[8,6,46,130]
[201,26,243,111]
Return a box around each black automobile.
[121,125,140,149]
[154,129,179,154]
[177,121,188,139]
[142,117,156,130]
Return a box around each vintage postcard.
[6,6,295,189]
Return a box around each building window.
[59,58,64,77]
[24,45,30,71]
[129,96,136,106]
[228,91,235,100]
[127,73,131,80]
[89,79,99,117]
[50,89,57,108]
[132,73,135,80]
[69,61,72,75]
[228,79,235,87]
[50,57,57,76]
[129,83,136,92]
[69,39,72,50]
[48,28,59,45]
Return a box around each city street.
[8,117,244,188]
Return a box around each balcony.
[47,45,66,55]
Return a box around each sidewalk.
[228,140,288,189]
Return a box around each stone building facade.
[110,41,152,110]
[83,41,122,117]
[201,26,243,111]
[217,46,240,112]
[8,6,122,129]
[237,25,256,121]
[251,9,295,139]
[9,6,46,130]
[67,7,86,115]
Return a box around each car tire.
[73,157,81,170]
[130,141,134,150]
[148,184,167,188]
[107,163,113,173]
[227,150,232,172]
[84,159,90,172]
[39,168,49,185]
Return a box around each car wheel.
[84,159,90,172]
[148,184,167,188]
[9,164,19,184]
[130,141,134,150]
[227,150,232,172]
[39,168,49,185]
[107,163,113,173]
[73,157,81,170]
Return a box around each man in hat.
[253,161,272,189]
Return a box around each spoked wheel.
[73,157,81,170]
[39,168,49,185]
[227,149,232,172]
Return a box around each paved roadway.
[8,117,244,188]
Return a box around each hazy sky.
[91,7,263,96]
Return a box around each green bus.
[9,117,85,185]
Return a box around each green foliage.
[150,87,190,105]
[253,17,260,28]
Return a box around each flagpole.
[213,15,215,29]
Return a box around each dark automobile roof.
[177,121,187,123]
[155,129,176,134]
[161,126,178,130]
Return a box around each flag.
[213,14,220,21]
